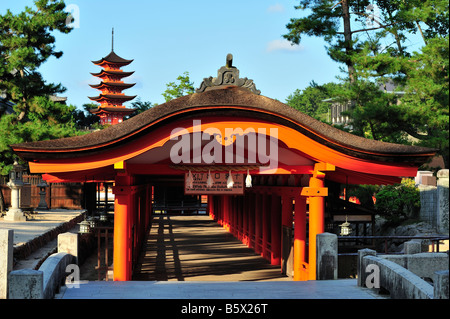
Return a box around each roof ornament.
[196,53,261,95]
[112,27,114,52]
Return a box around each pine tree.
[0,0,78,174]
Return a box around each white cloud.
[266,39,304,53]
[267,4,285,13]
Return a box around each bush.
[374,179,420,225]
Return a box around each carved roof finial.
[196,53,260,95]
[226,53,233,68]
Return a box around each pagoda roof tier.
[88,94,137,102]
[91,70,135,78]
[89,107,136,115]
[89,82,136,90]
[92,51,133,66]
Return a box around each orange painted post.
[271,195,281,266]
[294,195,307,281]
[308,175,325,281]
[112,174,132,281]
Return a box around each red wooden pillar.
[208,195,214,219]
[238,196,242,239]
[218,196,223,225]
[254,193,262,254]
[248,192,255,249]
[147,185,153,230]
[262,193,270,260]
[113,174,132,281]
[230,196,235,234]
[293,195,307,281]
[281,195,293,275]
[243,193,249,246]
[232,196,237,236]
[271,194,282,266]
[223,195,230,231]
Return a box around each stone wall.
[418,169,449,234]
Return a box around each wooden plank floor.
[132,215,290,281]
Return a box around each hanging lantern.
[245,169,252,188]
[227,170,234,188]
[206,170,214,188]
[339,216,352,236]
[78,220,91,234]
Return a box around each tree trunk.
[342,0,356,83]
[0,188,5,213]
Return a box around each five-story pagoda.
[89,32,136,125]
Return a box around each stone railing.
[4,232,79,299]
[357,245,449,299]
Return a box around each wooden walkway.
[132,215,290,281]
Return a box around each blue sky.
[2,1,344,109]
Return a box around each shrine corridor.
[133,215,290,281]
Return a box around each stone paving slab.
[56,279,384,299]
[0,209,85,246]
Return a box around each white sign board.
[185,172,244,195]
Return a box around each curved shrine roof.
[12,86,435,167]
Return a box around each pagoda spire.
[112,27,114,52]
[88,32,136,125]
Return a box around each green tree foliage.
[72,103,100,129]
[162,71,195,102]
[284,1,449,167]
[374,179,421,225]
[130,98,153,116]
[285,81,338,121]
[0,0,78,174]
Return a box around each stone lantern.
[4,160,26,221]
[37,179,49,210]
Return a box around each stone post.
[316,232,337,280]
[8,269,43,299]
[404,241,421,254]
[433,270,449,299]
[357,248,376,287]
[0,229,14,299]
[58,232,79,265]
[437,169,449,234]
